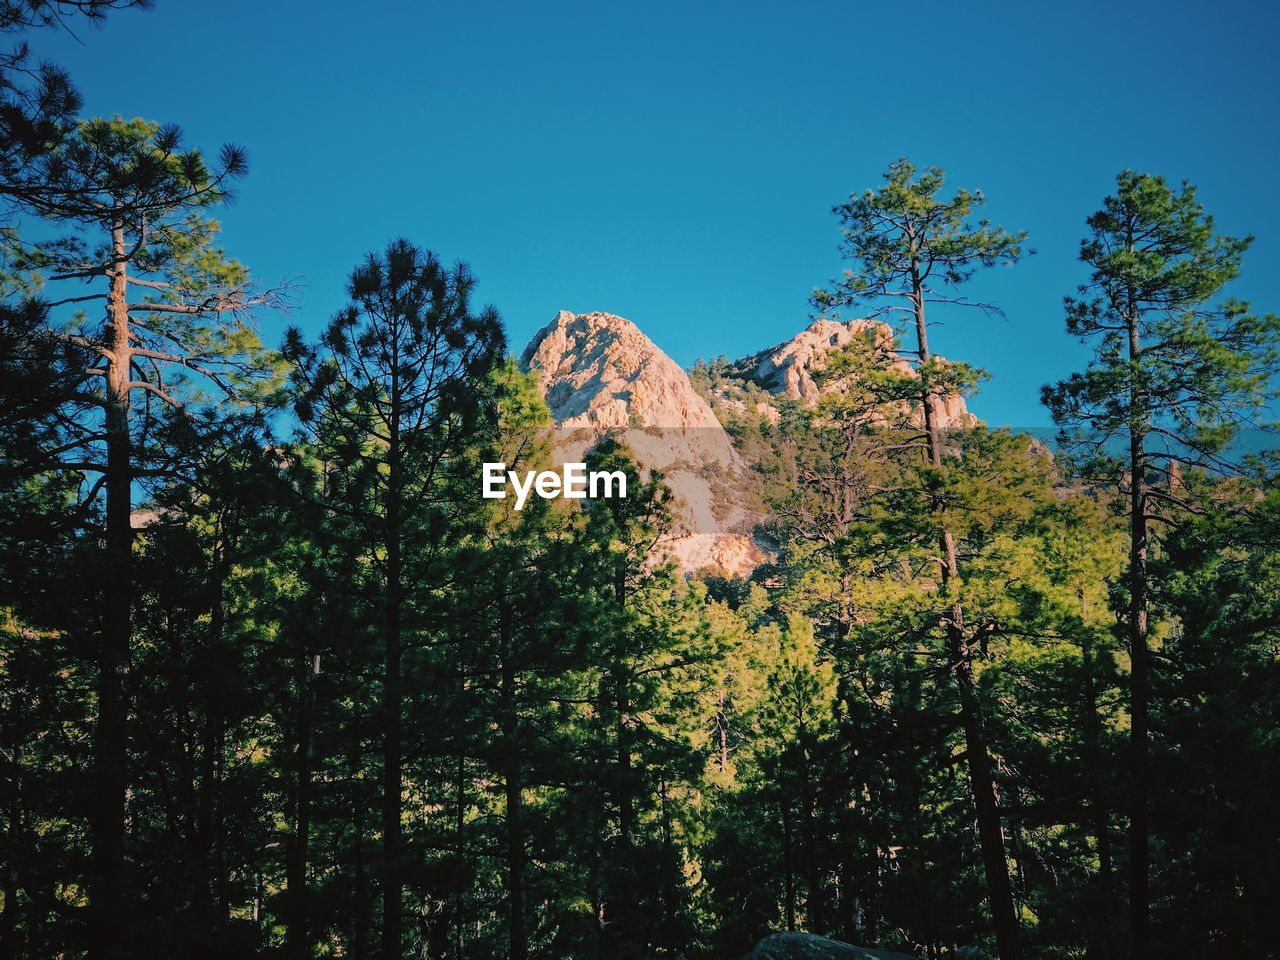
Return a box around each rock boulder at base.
[746,932,916,960]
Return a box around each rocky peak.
[743,317,895,402]
[730,317,976,429]
[520,311,765,577]
[521,310,727,439]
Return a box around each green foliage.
[815,158,1026,308]
[3,119,1279,960]
[1044,170,1280,475]
[1144,480,1280,956]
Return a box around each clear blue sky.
[34,0,1280,426]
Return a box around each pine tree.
[0,0,150,210]
[814,158,1027,960]
[284,238,503,960]
[1042,171,1280,959]
[2,114,277,958]
[1151,475,1280,955]
[444,359,558,960]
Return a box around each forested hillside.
[2,4,1279,960]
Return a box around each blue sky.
[34,0,1280,426]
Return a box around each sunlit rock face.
[520,311,766,577]
[518,311,980,578]
[727,317,977,430]
[740,317,893,403]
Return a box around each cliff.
[520,311,766,576]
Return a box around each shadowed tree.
[1,114,278,958]
[283,238,504,960]
[1042,170,1280,960]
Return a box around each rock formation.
[728,317,976,430]
[520,311,766,577]
[518,312,981,578]
[746,932,915,960]
[736,317,890,403]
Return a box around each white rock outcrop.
[518,312,981,578]
[733,317,977,430]
[520,311,765,577]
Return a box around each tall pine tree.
[814,158,1027,960]
[284,238,503,959]
[1043,170,1279,960]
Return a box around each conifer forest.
[2,3,1278,959]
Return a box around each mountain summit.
[521,311,731,442]
[518,311,978,576]
[520,311,764,575]
[728,317,976,429]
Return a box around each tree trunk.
[454,748,466,960]
[2,754,20,959]
[948,626,1020,960]
[354,795,369,960]
[382,389,403,960]
[92,214,131,960]
[782,793,796,931]
[287,648,313,960]
[1080,608,1115,960]
[910,258,1020,960]
[1126,304,1150,960]
[717,689,729,775]
[499,600,528,960]
[607,563,640,952]
[798,738,822,932]
[610,658,638,954]
[612,566,635,849]
[199,549,232,944]
[838,847,856,944]
[615,667,634,847]
[864,841,880,944]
